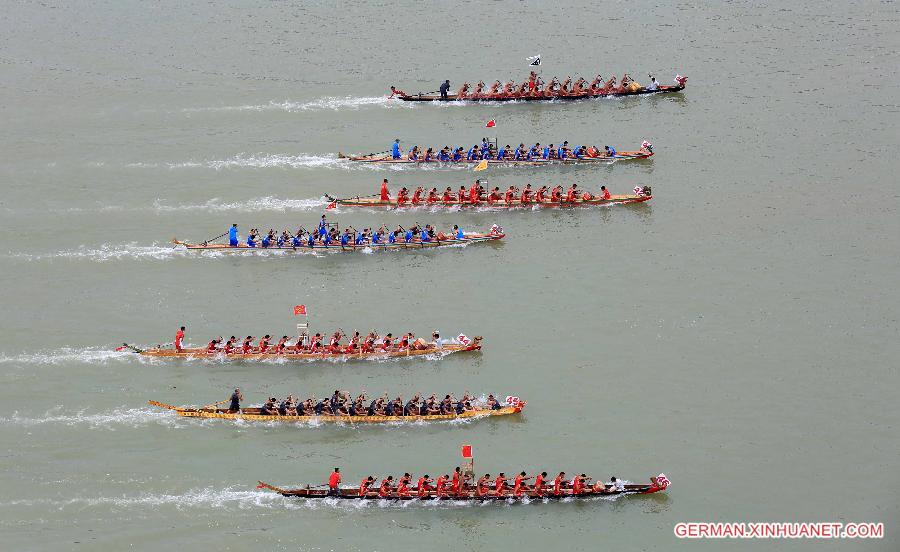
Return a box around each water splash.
[152,196,329,213]
[0,407,179,429]
[0,487,625,512]
[182,96,404,113]
[0,347,138,365]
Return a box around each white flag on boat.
[527,54,541,66]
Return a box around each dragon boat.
[172,230,503,252]
[256,475,669,501]
[394,76,686,102]
[149,396,525,424]
[339,148,652,165]
[327,186,651,209]
[120,337,482,361]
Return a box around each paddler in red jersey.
[274,335,289,354]
[412,186,424,205]
[572,474,588,495]
[528,71,537,91]
[426,187,439,204]
[458,185,468,204]
[396,187,409,206]
[361,333,376,353]
[469,180,481,204]
[600,185,611,200]
[378,476,394,497]
[174,326,185,352]
[241,336,254,354]
[380,333,393,352]
[488,187,501,205]
[513,472,532,497]
[441,187,453,205]
[435,474,449,497]
[476,474,491,497]
[378,475,394,498]
[380,178,390,201]
[550,185,563,203]
[328,331,343,354]
[223,336,236,355]
[553,471,566,496]
[535,185,548,203]
[257,335,271,353]
[358,476,374,497]
[504,186,517,205]
[417,475,433,498]
[327,468,341,496]
[565,184,578,202]
[345,331,360,353]
[451,467,462,496]
[533,471,547,497]
[494,473,508,497]
[206,338,220,354]
[520,184,533,204]
[397,473,412,497]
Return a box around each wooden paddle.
[201,231,229,247]
[200,398,231,411]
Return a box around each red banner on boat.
[485,119,496,128]
[294,305,307,316]
[461,444,472,458]
[326,200,337,210]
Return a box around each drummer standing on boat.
[391,139,401,159]
[328,468,341,496]
[439,79,450,100]
[228,223,238,247]
[228,388,242,412]
[174,326,185,352]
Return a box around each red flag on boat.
[294,305,307,316]
[485,119,496,128]
[326,200,337,210]
[461,444,473,458]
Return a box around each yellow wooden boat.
[149,399,525,423]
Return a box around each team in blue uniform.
[218,216,491,250]
[389,139,622,162]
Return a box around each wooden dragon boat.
[395,77,686,102]
[256,476,668,501]
[172,231,503,252]
[338,149,652,164]
[121,338,482,361]
[149,398,525,423]
[327,187,651,209]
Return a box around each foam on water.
[0,407,180,429]
[0,347,141,365]
[181,96,405,113]
[152,196,329,213]
[6,243,332,262]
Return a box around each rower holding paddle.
[174,326,185,353]
[228,224,238,246]
[327,468,341,496]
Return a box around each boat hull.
[131,342,481,361]
[257,481,665,500]
[332,195,650,209]
[341,151,652,164]
[398,84,684,102]
[172,234,503,251]
[150,400,524,423]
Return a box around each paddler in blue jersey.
[318,215,328,237]
[247,229,257,248]
[558,141,569,160]
[453,225,465,240]
[605,145,617,157]
[292,231,302,248]
[391,139,401,159]
[452,147,464,162]
[404,228,413,243]
[514,143,526,160]
[228,224,239,246]
[543,144,552,159]
[341,229,350,247]
[438,147,450,162]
